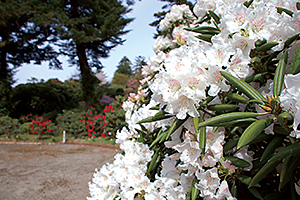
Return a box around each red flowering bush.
[78,106,107,138]
[28,116,54,139]
[102,96,127,137]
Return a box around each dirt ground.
[0,143,121,200]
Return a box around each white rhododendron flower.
[215,181,237,200]
[234,145,254,171]
[159,4,194,32]
[88,1,300,199]
[195,168,220,199]
[193,0,217,18]
[153,35,176,53]
[280,73,300,138]
[202,127,225,167]
[88,128,154,199]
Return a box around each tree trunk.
[0,38,12,110]
[76,43,96,108]
[0,39,9,84]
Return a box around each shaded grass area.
[0,132,117,147]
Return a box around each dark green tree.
[10,78,82,119]
[47,0,133,107]
[0,0,61,114]
[133,55,146,72]
[114,56,133,77]
[133,55,146,79]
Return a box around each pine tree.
[114,56,133,77]
[0,0,61,114]
[48,0,134,107]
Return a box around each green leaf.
[297,2,300,10]
[150,153,162,178]
[227,93,248,104]
[195,34,213,43]
[249,160,280,188]
[260,136,283,161]
[236,174,260,187]
[149,129,165,148]
[279,155,294,190]
[149,106,160,110]
[192,29,220,35]
[196,15,210,24]
[225,155,251,168]
[231,183,238,198]
[199,96,215,107]
[146,150,159,175]
[288,43,300,74]
[243,0,254,8]
[248,188,264,200]
[199,127,206,158]
[165,117,188,141]
[237,118,273,149]
[193,117,200,134]
[256,42,279,52]
[268,142,300,162]
[198,112,260,127]
[191,178,200,200]
[223,138,238,152]
[244,72,267,83]
[290,178,298,200]
[273,124,290,135]
[208,10,220,24]
[284,34,299,49]
[279,155,300,190]
[249,134,272,146]
[273,50,288,98]
[137,111,173,124]
[184,26,220,33]
[217,118,257,127]
[186,177,200,200]
[221,71,267,103]
[207,104,240,112]
[276,7,294,17]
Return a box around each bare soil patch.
[0,143,121,200]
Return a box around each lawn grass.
[0,132,117,147]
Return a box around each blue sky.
[14,1,166,85]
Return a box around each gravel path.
[0,143,121,200]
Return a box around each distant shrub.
[78,106,107,138]
[28,116,55,139]
[0,116,20,138]
[102,95,127,137]
[56,109,85,138]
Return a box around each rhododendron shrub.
[28,116,54,139]
[56,109,85,138]
[78,106,107,138]
[102,96,128,138]
[88,0,300,199]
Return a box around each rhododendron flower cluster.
[28,116,53,136]
[79,106,107,138]
[89,0,300,199]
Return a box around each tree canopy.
[114,56,133,77]
[44,0,134,107]
[0,0,62,114]
[0,0,61,85]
